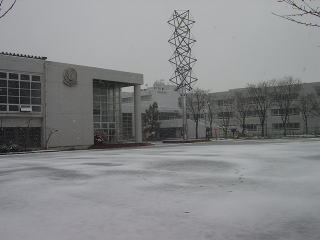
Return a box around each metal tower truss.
[168,10,197,92]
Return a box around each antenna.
[168,10,197,139]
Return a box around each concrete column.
[134,84,142,142]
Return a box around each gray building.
[121,80,207,140]
[122,80,320,140]
[0,52,143,148]
[210,82,320,137]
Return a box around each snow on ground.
[0,139,320,240]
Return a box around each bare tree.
[186,88,207,139]
[215,96,234,138]
[0,0,16,19]
[206,94,216,136]
[247,80,275,137]
[233,91,252,136]
[298,92,319,134]
[274,0,320,27]
[273,77,302,136]
[45,129,58,149]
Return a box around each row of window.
[243,124,258,131]
[271,108,299,116]
[0,71,42,113]
[242,123,300,130]
[121,95,153,103]
[0,72,40,82]
[216,108,300,119]
[122,113,133,139]
[272,123,300,130]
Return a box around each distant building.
[121,80,206,140]
[210,82,320,137]
[122,80,320,140]
[0,52,143,148]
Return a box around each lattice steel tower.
[168,10,197,139]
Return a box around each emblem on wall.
[63,68,78,87]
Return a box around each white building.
[121,80,206,140]
[122,80,320,140]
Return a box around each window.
[9,73,18,80]
[141,95,152,101]
[20,97,31,104]
[20,82,30,89]
[9,105,19,111]
[272,122,300,130]
[218,112,233,119]
[8,88,19,96]
[93,80,121,143]
[32,75,41,81]
[32,106,41,112]
[0,72,7,79]
[20,74,30,81]
[0,88,7,95]
[31,82,41,89]
[8,81,19,88]
[271,108,299,116]
[0,96,7,103]
[31,98,41,104]
[0,105,6,111]
[122,97,133,103]
[0,80,7,87]
[20,89,30,97]
[217,98,234,106]
[0,71,41,113]
[244,124,258,131]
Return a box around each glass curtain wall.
[93,80,121,143]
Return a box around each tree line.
[143,77,319,140]
[185,77,319,139]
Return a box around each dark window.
[0,72,7,79]
[9,105,19,111]
[9,73,18,80]
[32,106,41,112]
[0,80,7,87]
[0,105,6,111]
[8,97,19,104]
[0,96,7,103]
[32,75,41,81]
[31,82,41,89]
[20,81,30,89]
[31,98,41,104]
[31,90,41,97]
[20,74,30,81]
[8,80,19,88]
[20,97,30,104]
[20,89,30,97]
[8,88,19,96]
[0,88,7,95]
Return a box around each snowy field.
[1,139,320,240]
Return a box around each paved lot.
[1,139,320,240]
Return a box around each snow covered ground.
[0,139,320,240]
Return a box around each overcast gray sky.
[1,0,320,92]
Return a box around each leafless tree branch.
[0,0,16,19]
[274,0,320,27]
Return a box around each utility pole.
[168,10,198,140]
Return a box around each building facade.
[0,52,143,148]
[122,80,320,140]
[210,82,320,137]
[121,80,207,140]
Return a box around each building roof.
[0,51,47,60]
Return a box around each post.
[134,84,142,143]
[181,88,188,140]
